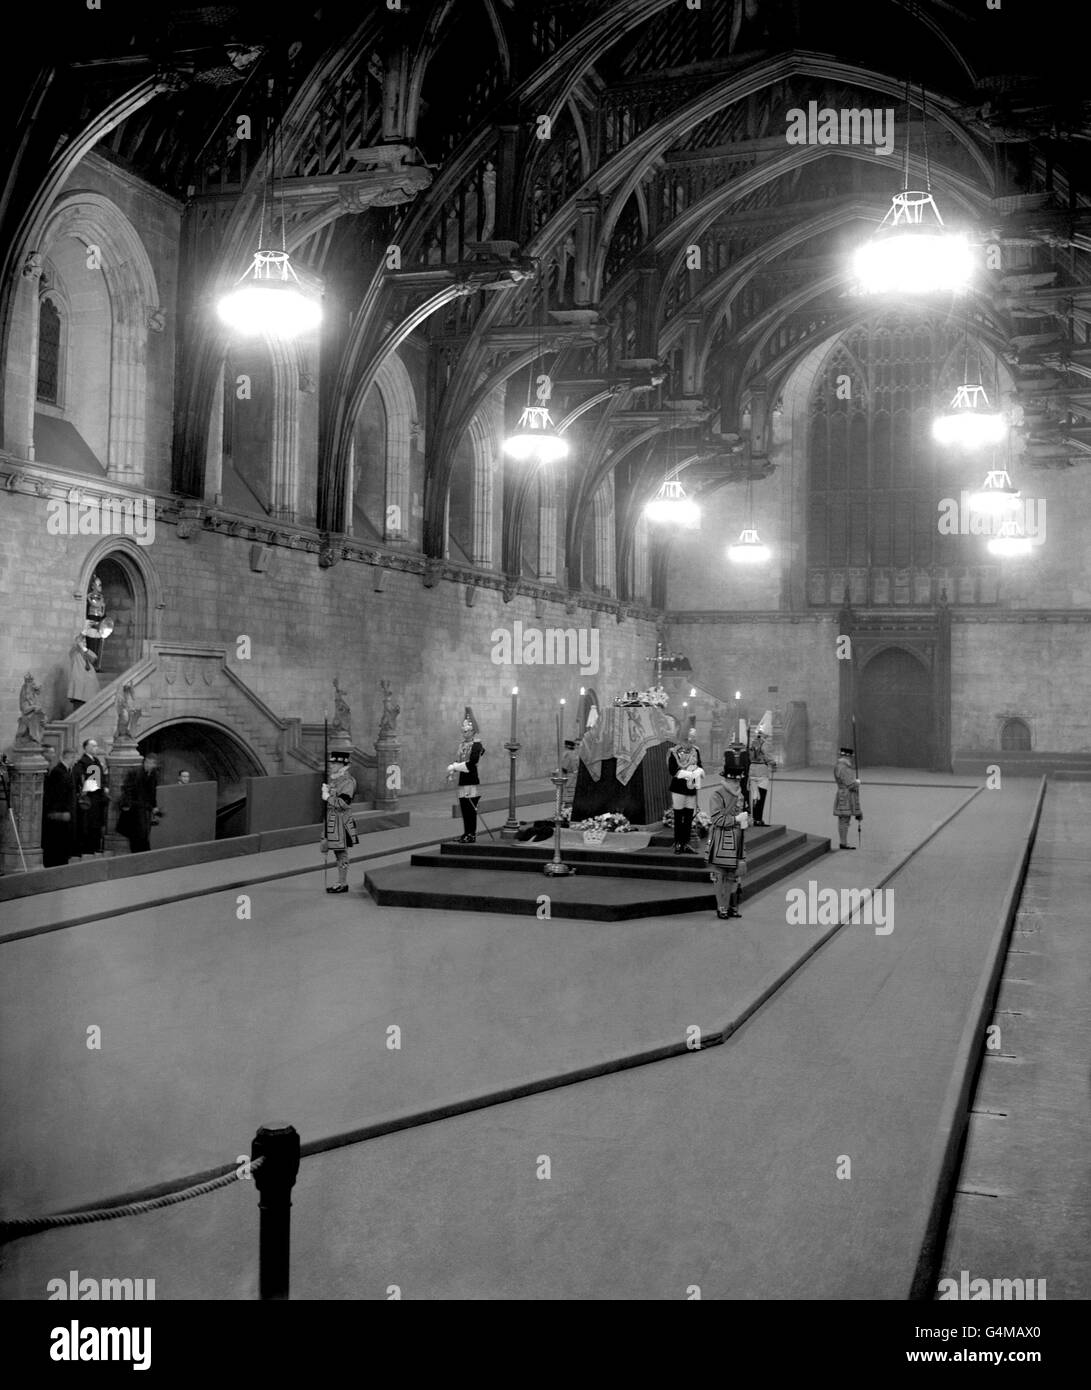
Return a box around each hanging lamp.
[217,101,321,338]
[933,383,1007,448]
[727,468,771,563]
[645,405,700,526]
[967,469,1021,517]
[853,82,973,295]
[933,324,1006,448]
[503,268,569,464]
[987,518,1034,557]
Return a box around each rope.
[0,1157,264,1244]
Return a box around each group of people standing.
[667,726,775,921]
[41,744,163,867]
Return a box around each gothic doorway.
[858,647,933,769]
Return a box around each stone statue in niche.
[332,677,351,737]
[115,683,141,740]
[15,673,46,746]
[378,681,400,739]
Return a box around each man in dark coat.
[118,753,161,853]
[42,748,79,867]
[75,738,109,857]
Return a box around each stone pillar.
[372,736,401,811]
[1,746,48,872]
[106,739,142,855]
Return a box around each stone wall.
[0,486,657,790]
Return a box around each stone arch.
[22,191,161,483]
[75,537,164,676]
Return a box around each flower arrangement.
[663,807,711,839]
[573,812,632,834]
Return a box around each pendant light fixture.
[987,518,1034,557]
[727,466,771,563]
[933,322,1007,448]
[967,468,1021,517]
[646,476,701,525]
[503,268,569,464]
[645,404,700,526]
[217,95,321,338]
[853,81,973,295]
[933,383,1007,448]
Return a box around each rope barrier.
[0,1157,264,1244]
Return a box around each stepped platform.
[365,822,830,921]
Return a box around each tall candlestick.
[510,686,518,744]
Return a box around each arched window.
[807,313,984,606]
[1000,718,1031,751]
[36,297,63,405]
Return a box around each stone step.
[365,828,831,921]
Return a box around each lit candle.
[510,686,518,743]
[557,698,566,769]
[579,687,586,738]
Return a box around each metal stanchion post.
[543,769,575,877]
[252,1123,301,1301]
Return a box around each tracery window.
[36,296,63,405]
[806,313,987,606]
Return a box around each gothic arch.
[27,190,161,484]
[75,536,164,657]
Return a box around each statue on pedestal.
[15,673,45,746]
[115,683,142,741]
[332,677,351,738]
[378,680,400,739]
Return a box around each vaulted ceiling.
[3,0,1089,593]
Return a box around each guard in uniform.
[833,746,862,849]
[707,767,751,919]
[667,727,703,855]
[748,730,775,826]
[448,709,484,842]
[320,749,357,892]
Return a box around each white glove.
[453,762,470,773]
[735,812,750,828]
[321,783,330,801]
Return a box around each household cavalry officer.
[833,746,863,850]
[448,707,485,842]
[321,749,357,892]
[667,726,704,855]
